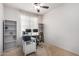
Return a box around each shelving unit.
[38,24,44,42]
[3,20,17,51]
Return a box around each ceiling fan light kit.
[34,3,49,13]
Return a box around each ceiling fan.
[34,3,49,12]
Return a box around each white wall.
[4,5,43,47]
[4,6,21,46]
[43,4,79,55]
[0,3,4,52]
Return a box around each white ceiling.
[4,3,63,15]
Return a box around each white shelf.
[4,29,16,31]
[4,34,16,36]
[4,47,17,52]
[4,24,16,26]
[4,40,16,43]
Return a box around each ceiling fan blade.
[34,3,40,6]
[40,6,49,9]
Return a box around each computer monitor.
[33,29,38,32]
[26,29,31,32]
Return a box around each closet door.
[3,20,17,51]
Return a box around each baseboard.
[61,47,79,56]
[58,45,79,55]
[45,42,79,56]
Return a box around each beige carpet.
[2,43,78,56]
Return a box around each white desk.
[22,37,36,55]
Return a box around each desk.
[22,37,36,55]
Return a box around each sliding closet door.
[20,14,38,34]
[30,17,38,29]
[3,20,17,51]
[21,15,30,32]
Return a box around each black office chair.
[22,29,32,42]
[23,36,31,41]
